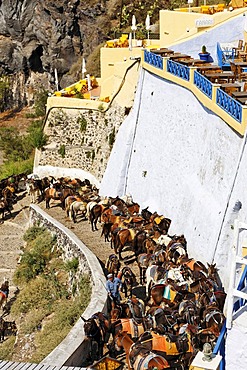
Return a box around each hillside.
[0,0,168,111]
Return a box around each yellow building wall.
[100,47,143,99]
[160,8,247,47]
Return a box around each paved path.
[0,191,30,294]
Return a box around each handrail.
[144,49,163,69]
[216,88,242,123]
[217,42,235,68]
[213,264,247,370]
[167,60,190,81]
[194,70,213,99]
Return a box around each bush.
[78,116,87,132]
[58,144,66,158]
[0,127,33,161]
[109,127,116,148]
[33,89,48,117]
[27,120,47,149]
[14,228,58,284]
[65,257,79,273]
[23,225,46,242]
[98,103,104,112]
[0,157,33,181]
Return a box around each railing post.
[163,57,168,73]
[212,84,221,104]
[189,67,196,85]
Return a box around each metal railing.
[144,50,163,69]
[143,49,246,135]
[167,60,190,81]
[217,42,235,68]
[216,88,242,123]
[194,70,213,99]
[213,265,247,370]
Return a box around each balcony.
[143,49,247,136]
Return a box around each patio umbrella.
[54,68,59,91]
[145,14,150,40]
[87,74,92,90]
[129,32,132,52]
[131,15,137,40]
[82,58,87,79]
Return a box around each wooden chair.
[216,3,225,12]
[238,43,247,60]
[237,65,247,81]
[233,40,243,57]
[243,82,247,92]
[230,61,238,80]
[201,6,211,14]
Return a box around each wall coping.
[29,205,107,367]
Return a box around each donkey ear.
[80,316,86,322]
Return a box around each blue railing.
[213,265,247,370]
[194,70,213,99]
[216,89,242,123]
[234,264,247,311]
[144,50,163,70]
[167,60,190,81]
[217,42,235,68]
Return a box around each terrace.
[143,48,247,136]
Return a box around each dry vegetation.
[0,225,91,363]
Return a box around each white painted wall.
[100,67,246,287]
[99,66,247,369]
[99,15,247,368]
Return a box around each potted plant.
[199,45,211,62]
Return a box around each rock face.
[0,0,119,106]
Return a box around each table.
[220,83,242,95]
[231,91,247,98]
[204,72,235,83]
[232,61,247,67]
[235,97,247,104]
[178,58,209,66]
[169,53,191,61]
[196,65,221,75]
[151,48,174,57]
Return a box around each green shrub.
[7,224,92,362]
[23,225,46,242]
[65,257,79,273]
[0,127,33,161]
[27,120,47,149]
[0,76,10,113]
[0,336,15,360]
[14,228,57,284]
[109,127,116,148]
[98,103,104,112]
[33,89,48,117]
[78,116,87,132]
[58,144,66,158]
[0,157,33,181]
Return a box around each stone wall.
[29,205,107,367]
[38,102,126,181]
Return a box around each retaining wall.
[29,205,107,367]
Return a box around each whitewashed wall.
[100,67,247,290]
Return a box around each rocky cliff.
[0,0,166,110]
[0,0,120,107]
